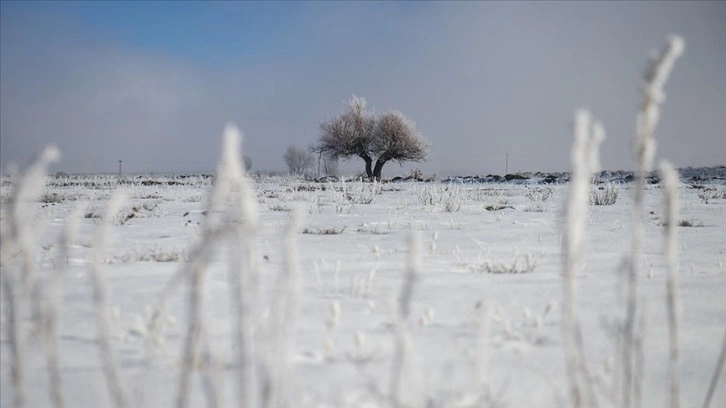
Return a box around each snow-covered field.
[1,166,725,407]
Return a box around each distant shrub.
[524,187,553,212]
[462,253,539,274]
[416,184,461,212]
[698,187,726,204]
[302,226,346,235]
[269,204,291,212]
[677,218,703,227]
[109,247,190,263]
[590,183,619,205]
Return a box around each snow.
[1,175,725,407]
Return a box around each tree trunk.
[373,159,387,181]
[363,155,373,180]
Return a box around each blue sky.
[1,1,725,175]
[3,1,313,66]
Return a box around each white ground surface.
[1,176,725,407]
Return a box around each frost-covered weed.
[416,183,461,212]
[346,179,380,205]
[84,200,163,224]
[313,259,377,298]
[488,302,555,346]
[465,186,518,209]
[590,183,619,205]
[416,183,443,206]
[302,226,346,235]
[675,218,703,227]
[328,179,353,214]
[181,194,204,203]
[697,187,726,204]
[525,186,553,202]
[524,187,554,212]
[442,185,462,212]
[356,223,387,235]
[461,253,540,274]
[108,247,190,263]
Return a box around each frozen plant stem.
[624,35,684,408]
[475,301,491,396]
[563,110,604,408]
[0,145,59,408]
[389,231,420,407]
[177,124,252,408]
[42,203,85,408]
[266,208,302,408]
[660,162,681,408]
[223,124,264,408]
[702,329,726,408]
[1,272,24,408]
[90,191,127,408]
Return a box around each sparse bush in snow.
[525,187,553,203]
[313,259,378,299]
[698,187,726,204]
[109,247,190,263]
[524,187,554,212]
[302,226,346,235]
[346,178,380,204]
[462,253,540,274]
[84,200,163,225]
[416,184,443,206]
[328,179,353,214]
[675,218,703,227]
[416,183,461,212]
[589,183,619,205]
[181,194,204,203]
[442,185,462,212]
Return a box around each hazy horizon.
[2,1,725,177]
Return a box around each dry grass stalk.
[389,231,421,407]
[224,124,265,408]
[474,301,491,399]
[0,269,25,408]
[563,109,604,408]
[624,35,684,408]
[0,145,59,408]
[41,202,86,408]
[702,329,726,408]
[660,161,681,408]
[90,190,128,408]
[265,208,302,408]
[177,123,251,408]
[589,183,619,206]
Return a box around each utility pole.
[118,160,123,177]
[505,153,509,175]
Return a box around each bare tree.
[315,95,429,180]
[315,95,376,178]
[283,145,314,177]
[371,111,429,180]
[243,156,252,172]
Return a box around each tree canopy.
[314,96,429,180]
